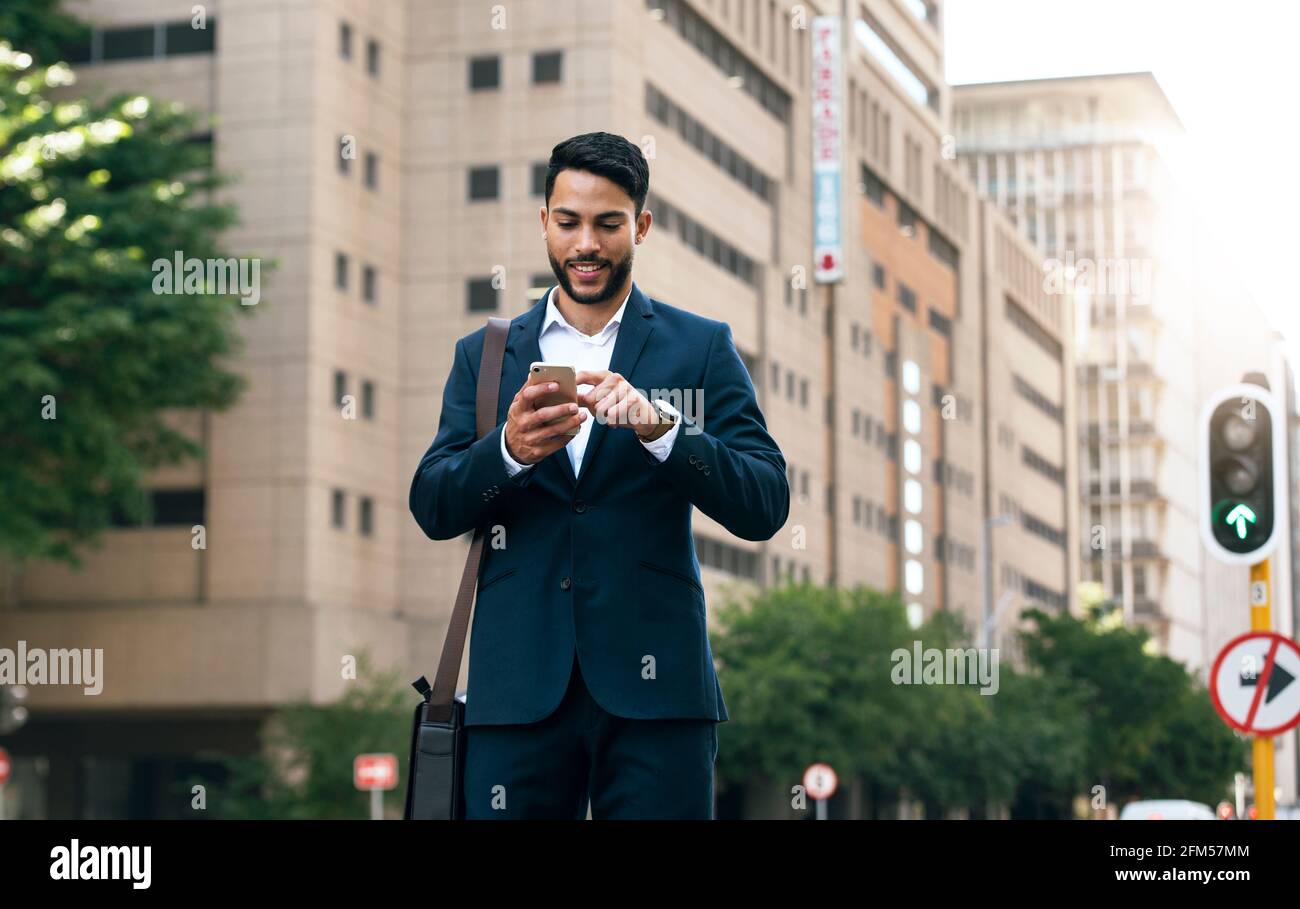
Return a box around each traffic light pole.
[1250,558,1275,820]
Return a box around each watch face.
[654,399,681,422]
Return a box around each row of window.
[1001,563,1068,611]
[771,556,813,586]
[931,384,976,422]
[768,361,810,409]
[849,321,874,356]
[695,532,759,581]
[649,0,793,123]
[644,83,774,203]
[331,489,375,536]
[851,497,899,541]
[466,162,554,203]
[645,191,760,288]
[337,20,381,77]
[336,137,381,189]
[934,458,975,497]
[64,19,216,64]
[110,489,205,528]
[334,371,376,420]
[935,534,976,573]
[334,253,379,304]
[1005,295,1063,361]
[1022,445,1065,487]
[861,163,962,276]
[468,50,563,89]
[466,274,556,314]
[1022,510,1067,548]
[1012,373,1063,423]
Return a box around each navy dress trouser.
[464,654,719,819]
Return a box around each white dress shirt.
[501,285,680,479]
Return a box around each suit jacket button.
[703,466,711,475]
[687,455,698,465]
[560,576,572,591]
[573,500,587,514]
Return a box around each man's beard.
[548,247,634,305]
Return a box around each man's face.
[541,168,650,305]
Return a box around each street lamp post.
[982,514,1015,650]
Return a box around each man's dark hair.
[544,132,650,215]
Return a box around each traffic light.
[1200,381,1285,565]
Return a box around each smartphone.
[528,363,580,437]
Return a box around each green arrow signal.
[1225,503,1257,540]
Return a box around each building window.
[469,55,500,90]
[872,263,886,290]
[332,489,346,528]
[468,166,500,201]
[467,278,498,313]
[800,378,809,408]
[799,286,808,315]
[897,200,918,233]
[786,371,795,401]
[359,496,374,536]
[362,265,377,304]
[896,282,916,313]
[361,380,374,419]
[334,370,348,406]
[164,21,216,56]
[366,38,380,77]
[102,25,155,61]
[339,21,352,60]
[531,162,548,198]
[364,152,378,190]
[335,252,349,290]
[532,50,563,84]
[862,164,886,208]
[928,307,952,337]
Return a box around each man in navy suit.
[409,132,789,819]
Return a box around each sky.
[943,0,1300,369]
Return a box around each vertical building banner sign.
[812,16,844,284]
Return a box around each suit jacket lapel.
[575,283,654,492]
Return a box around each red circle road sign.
[1209,631,1300,736]
[0,747,10,785]
[353,753,398,791]
[803,763,837,800]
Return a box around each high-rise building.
[0,0,1073,818]
[954,72,1297,800]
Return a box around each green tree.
[0,11,260,566]
[1018,607,1247,808]
[197,653,413,820]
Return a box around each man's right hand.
[503,379,586,465]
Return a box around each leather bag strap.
[427,316,511,722]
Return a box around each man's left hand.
[575,369,662,440]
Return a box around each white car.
[1120,799,1216,820]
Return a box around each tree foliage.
[0,9,260,565]
[713,582,1245,817]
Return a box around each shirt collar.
[541,285,631,341]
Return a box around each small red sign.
[0,747,10,786]
[803,762,838,800]
[353,753,397,791]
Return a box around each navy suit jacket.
[409,281,790,726]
